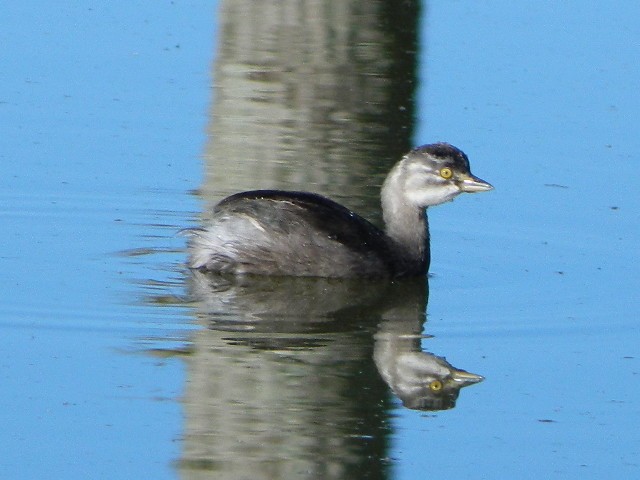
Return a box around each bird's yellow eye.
[429,380,443,391]
[440,167,453,179]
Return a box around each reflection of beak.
[459,173,494,193]
[450,369,485,386]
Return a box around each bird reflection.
[373,330,483,410]
[188,271,483,411]
[178,272,484,477]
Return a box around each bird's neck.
[381,174,430,274]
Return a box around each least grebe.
[188,143,493,277]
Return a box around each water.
[1,1,638,479]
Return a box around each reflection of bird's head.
[384,143,494,209]
[389,352,484,411]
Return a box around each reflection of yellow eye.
[429,380,443,391]
[440,168,453,179]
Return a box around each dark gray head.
[384,142,493,209]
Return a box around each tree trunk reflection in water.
[185,0,421,478]
[181,274,427,479]
[201,0,419,220]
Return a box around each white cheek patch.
[405,185,460,206]
[404,174,461,206]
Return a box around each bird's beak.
[459,173,494,193]
[449,368,485,386]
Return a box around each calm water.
[1,1,639,479]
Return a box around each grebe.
[187,143,493,277]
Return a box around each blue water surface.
[1,1,638,479]
[403,2,639,479]
[1,2,213,478]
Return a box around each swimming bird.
[187,143,493,277]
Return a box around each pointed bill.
[450,368,485,386]
[459,173,494,193]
